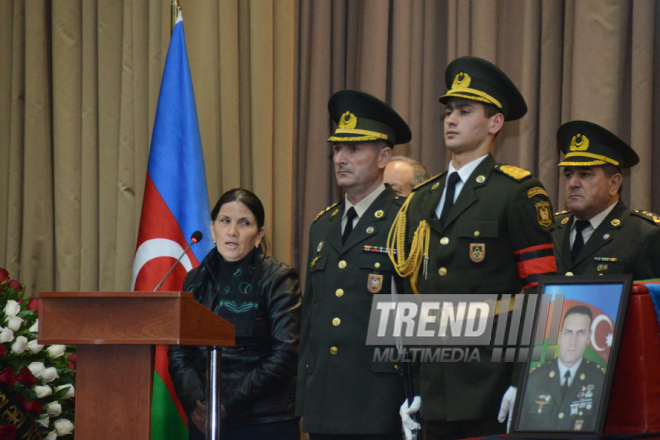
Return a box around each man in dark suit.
[518,306,605,432]
[389,56,558,440]
[552,121,660,279]
[296,90,411,439]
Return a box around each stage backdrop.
[1,0,660,297]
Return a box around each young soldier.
[390,56,557,440]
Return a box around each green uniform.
[399,154,557,422]
[518,359,605,432]
[553,200,660,279]
[296,187,405,434]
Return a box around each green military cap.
[557,120,639,169]
[439,56,527,121]
[328,90,411,145]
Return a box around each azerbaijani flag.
[131,12,213,440]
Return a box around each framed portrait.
[510,275,633,438]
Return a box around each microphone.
[153,231,203,292]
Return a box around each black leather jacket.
[168,249,301,428]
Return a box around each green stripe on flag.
[152,372,189,440]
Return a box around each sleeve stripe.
[517,255,557,282]
[515,247,554,262]
[514,243,554,256]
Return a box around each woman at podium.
[169,188,302,440]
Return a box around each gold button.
[332,318,341,326]
[440,237,449,245]
[375,262,381,268]
[336,289,344,297]
[394,364,400,371]
[330,346,338,355]
[558,412,564,419]
[306,364,309,368]
[474,231,480,237]
[565,272,574,276]
[438,267,447,276]
[338,260,347,269]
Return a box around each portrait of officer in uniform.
[389,56,557,440]
[296,90,411,439]
[552,120,660,279]
[518,305,605,432]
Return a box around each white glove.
[399,396,421,440]
[497,386,517,433]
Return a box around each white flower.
[4,300,20,317]
[40,367,59,383]
[47,345,66,359]
[29,319,38,333]
[46,402,62,417]
[28,361,46,378]
[6,315,23,331]
[35,416,49,427]
[34,385,52,398]
[55,383,75,399]
[53,419,74,436]
[0,327,14,343]
[44,431,57,440]
[27,339,44,353]
[11,336,28,354]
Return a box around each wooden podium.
[38,291,235,440]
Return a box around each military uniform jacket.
[295,186,405,434]
[518,359,605,432]
[402,154,557,422]
[553,200,660,279]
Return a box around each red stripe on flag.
[513,243,554,255]
[154,345,188,424]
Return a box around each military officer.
[518,306,605,432]
[390,56,557,440]
[553,120,660,279]
[296,90,410,439]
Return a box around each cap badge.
[452,71,472,89]
[570,134,590,152]
[339,111,358,129]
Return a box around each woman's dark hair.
[211,188,268,251]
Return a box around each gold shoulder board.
[496,164,531,181]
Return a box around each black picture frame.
[510,274,633,438]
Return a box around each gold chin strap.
[387,193,431,295]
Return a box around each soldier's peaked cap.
[328,90,412,145]
[439,56,527,121]
[557,120,639,170]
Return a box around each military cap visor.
[557,120,639,170]
[328,90,412,145]
[439,56,527,121]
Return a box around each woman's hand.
[191,400,206,432]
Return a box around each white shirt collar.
[557,358,583,387]
[448,154,489,183]
[344,183,386,220]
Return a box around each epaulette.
[554,210,570,216]
[412,173,444,192]
[631,210,660,225]
[314,202,339,222]
[494,164,531,181]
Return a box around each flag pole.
[171,0,180,34]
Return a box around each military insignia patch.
[574,420,584,431]
[535,201,552,227]
[368,274,383,293]
[366,226,375,234]
[339,111,358,129]
[570,134,589,151]
[375,210,384,218]
[527,187,548,198]
[611,219,620,227]
[469,243,485,263]
[561,217,570,225]
[452,71,472,88]
[476,175,486,183]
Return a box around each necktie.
[571,220,590,263]
[561,370,571,399]
[342,207,358,245]
[439,173,461,226]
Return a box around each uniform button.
[394,364,400,371]
[332,318,341,326]
[565,272,574,276]
[330,346,338,355]
[440,237,449,245]
[558,412,564,419]
[336,289,344,297]
[375,262,381,268]
[338,260,347,269]
[306,364,309,368]
[474,231,480,237]
[438,267,447,276]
